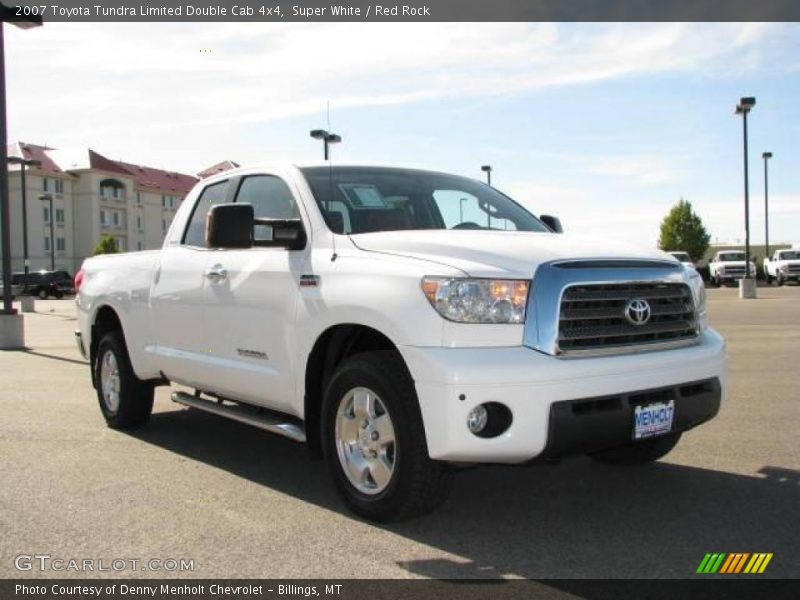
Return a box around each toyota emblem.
[624,298,651,326]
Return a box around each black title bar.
[3,0,800,22]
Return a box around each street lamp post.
[481,165,493,228]
[762,152,772,260]
[481,164,492,186]
[40,193,54,270]
[310,129,341,160]
[0,5,42,348]
[735,97,756,298]
[8,156,41,292]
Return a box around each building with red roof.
[5,142,206,272]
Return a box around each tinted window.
[183,181,229,247]
[301,167,547,234]
[235,176,299,242]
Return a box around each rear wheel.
[592,432,682,466]
[322,351,452,522]
[95,331,154,429]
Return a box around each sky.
[6,22,800,247]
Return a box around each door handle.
[204,266,227,283]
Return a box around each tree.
[92,234,119,256]
[658,198,711,263]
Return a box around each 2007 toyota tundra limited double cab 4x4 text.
[75,164,726,521]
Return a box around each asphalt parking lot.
[1,287,799,580]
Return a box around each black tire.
[592,432,682,466]
[37,288,48,300]
[710,276,719,288]
[766,275,773,285]
[322,350,452,522]
[54,292,64,300]
[94,331,154,429]
[777,275,785,287]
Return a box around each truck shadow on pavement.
[130,407,800,579]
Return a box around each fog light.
[467,405,488,433]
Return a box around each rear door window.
[234,176,300,243]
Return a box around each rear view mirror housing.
[206,203,254,249]
[206,203,306,250]
[540,214,563,233]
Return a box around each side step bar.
[171,391,306,443]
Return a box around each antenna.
[327,101,337,262]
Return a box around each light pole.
[481,165,493,228]
[0,5,42,348]
[310,129,341,160]
[481,164,492,186]
[735,97,756,298]
[8,156,41,292]
[40,193,54,270]
[762,152,772,260]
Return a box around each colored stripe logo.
[696,553,773,574]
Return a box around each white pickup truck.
[763,249,800,285]
[708,250,757,287]
[75,164,726,521]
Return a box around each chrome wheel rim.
[100,350,121,413]
[334,387,397,495]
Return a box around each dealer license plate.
[633,400,675,440]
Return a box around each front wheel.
[322,351,452,522]
[592,432,682,466]
[95,331,154,429]
[777,274,785,286]
[37,288,48,300]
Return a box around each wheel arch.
[89,305,125,388]
[303,323,410,458]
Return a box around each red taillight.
[74,269,85,293]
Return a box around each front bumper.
[400,328,727,463]
[74,330,88,360]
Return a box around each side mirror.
[254,218,307,251]
[540,214,563,233]
[206,203,254,249]
[206,203,307,250]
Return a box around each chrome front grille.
[724,266,745,275]
[558,282,697,354]
[788,265,800,273]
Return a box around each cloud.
[7,22,782,144]
[587,155,681,185]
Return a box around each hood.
[349,230,673,278]
[718,261,753,268]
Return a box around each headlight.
[688,271,708,331]
[421,277,530,324]
[779,264,789,273]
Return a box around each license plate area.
[633,399,675,440]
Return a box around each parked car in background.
[667,251,696,270]
[708,251,756,287]
[0,279,22,299]
[763,249,800,285]
[12,270,75,299]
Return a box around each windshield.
[778,251,800,260]
[670,252,691,262]
[719,252,746,262]
[301,167,550,234]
